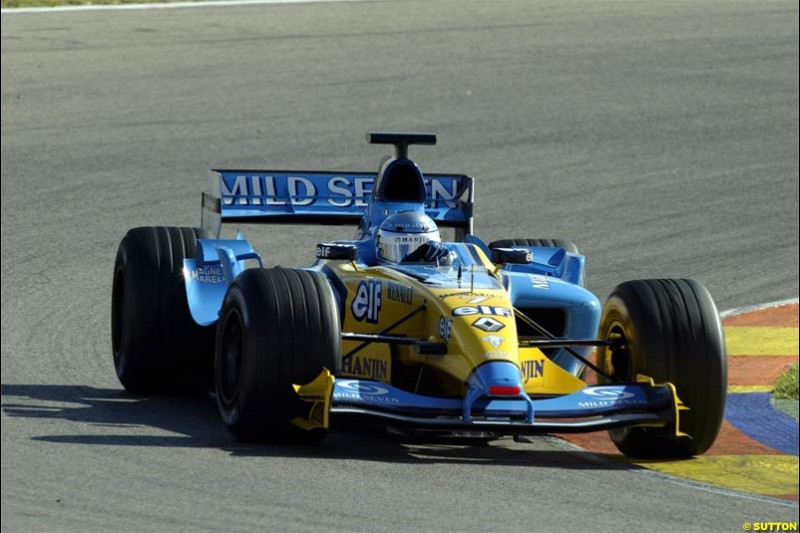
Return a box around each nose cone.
[462,360,533,423]
[427,287,520,384]
[451,302,519,367]
[467,361,524,395]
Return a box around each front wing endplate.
[290,368,334,431]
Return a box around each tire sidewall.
[112,237,133,379]
[112,232,153,387]
[215,281,263,429]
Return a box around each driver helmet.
[377,211,441,263]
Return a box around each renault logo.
[472,317,505,332]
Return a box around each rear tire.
[215,268,341,443]
[112,226,214,393]
[596,279,727,458]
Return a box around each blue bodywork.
[183,233,262,326]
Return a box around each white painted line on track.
[631,466,799,509]
[1,0,371,14]
[720,297,799,318]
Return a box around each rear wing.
[201,170,474,238]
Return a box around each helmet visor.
[378,231,440,263]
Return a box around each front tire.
[596,279,727,458]
[112,226,214,393]
[215,268,341,443]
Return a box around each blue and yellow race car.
[111,132,727,458]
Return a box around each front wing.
[294,372,686,437]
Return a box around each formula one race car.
[111,132,727,458]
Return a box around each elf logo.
[351,280,382,324]
[452,306,513,317]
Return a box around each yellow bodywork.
[518,347,586,396]
[331,248,586,398]
[290,368,335,431]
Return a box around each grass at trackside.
[3,0,207,7]
[774,363,799,400]
[774,399,799,421]
[772,363,798,421]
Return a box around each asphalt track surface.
[2,0,798,531]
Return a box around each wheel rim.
[605,322,633,382]
[111,266,125,365]
[219,309,244,406]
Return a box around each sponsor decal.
[577,399,648,408]
[577,388,646,408]
[583,388,635,400]
[335,380,400,404]
[472,317,505,332]
[221,174,359,207]
[439,317,453,343]
[341,356,388,380]
[220,174,460,209]
[315,243,356,260]
[190,265,225,283]
[481,334,504,349]
[453,306,513,317]
[338,380,390,395]
[529,274,550,290]
[521,359,545,382]
[383,221,434,232]
[388,235,431,245]
[351,280,382,324]
[438,292,496,301]
[386,281,414,305]
[327,176,373,207]
[316,245,331,259]
[483,350,510,360]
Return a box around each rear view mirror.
[491,247,532,264]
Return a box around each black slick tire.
[215,268,341,443]
[111,226,214,393]
[596,279,727,458]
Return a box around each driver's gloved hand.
[402,241,451,263]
